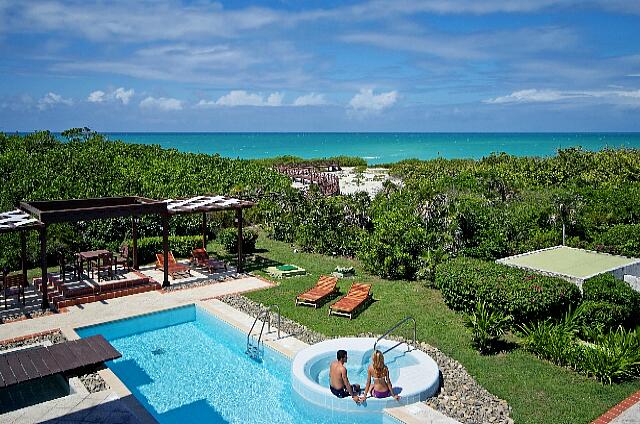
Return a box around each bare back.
[330,360,347,389]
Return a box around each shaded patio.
[1,195,254,311]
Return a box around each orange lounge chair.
[155,252,192,279]
[329,283,372,319]
[295,275,338,308]
[191,248,227,273]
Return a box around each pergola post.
[162,213,170,287]
[202,212,207,249]
[20,231,28,282]
[235,208,243,273]
[132,216,139,270]
[39,226,49,310]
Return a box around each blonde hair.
[372,350,385,376]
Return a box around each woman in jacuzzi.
[361,350,400,401]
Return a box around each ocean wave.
[362,156,380,159]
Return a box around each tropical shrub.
[463,301,512,354]
[582,274,640,328]
[358,207,428,280]
[129,236,202,265]
[435,257,581,324]
[591,224,640,257]
[520,315,582,368]
[578,327,640,384]
[577,301,631,335]
[218,227,258,254]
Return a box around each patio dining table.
[76,249,110,281]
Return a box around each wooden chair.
[329,283,372,319]
[191,248,227,273]
[295,275,338,308]
[58,251,79,283]
[2,269,27,309]
[91,252,115,282]
[113,244,130,271]
[155,252,192,279]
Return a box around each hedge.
[126,236,202,265]
[577,300,631,333]
[218,227,258,254]
[582,273,640,328]
[435,257,581,324]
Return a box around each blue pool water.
[75,306,384,424]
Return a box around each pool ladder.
[373,316,416,355]
[246,305,281,360]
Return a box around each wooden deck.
[0,335,120,388]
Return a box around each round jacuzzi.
[291,338,440,414]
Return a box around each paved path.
[593,390,640,424]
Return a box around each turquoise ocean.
[104,133,640,165]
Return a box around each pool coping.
[63,300,457,424]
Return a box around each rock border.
[0,330,109,393]
[219,294,513,424]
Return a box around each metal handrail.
[267,304,281,340]
[373,316,416,355]
[246,309,269,354]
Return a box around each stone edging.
[218,294,513,424]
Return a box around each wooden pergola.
[15,195,254,309]
[0,209,45,305]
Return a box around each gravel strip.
[219,294,513,424]
[0,330,109,393]
[162,272,248,292]
[0,308,54,324]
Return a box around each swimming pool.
[75,305,394,424]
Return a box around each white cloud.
[87,87,135,104]
[348,88,398,113]
[114,87,134,104]
[139,96,183,111]
[37,92,72,110]
[484,89,578,104]
[484,88,640,105]
[212,90,284,107]
[293,93,326,106]
[87,90,105,103]
[216,90,265,107]
[267,92,284,106]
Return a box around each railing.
[373,316,416,355]
[246,305,282,359]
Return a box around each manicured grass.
[221,236,640,424]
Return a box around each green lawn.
[217,236,640,424]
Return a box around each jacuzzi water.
[75,305,394,424]
[314,348,419,388]
[292,338,440,414]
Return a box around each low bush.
[127,236,202,265]
[435,257,581,324]
[218,227,258,254]
[520,315,582,368]
[463,301,512,354]
[582,274,640,328]
[577,301,631,335]
[579,327,640,384]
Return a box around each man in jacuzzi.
[329,349,362,404]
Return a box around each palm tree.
[551,193,582,245]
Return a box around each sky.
[1,0,639,132]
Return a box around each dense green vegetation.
[0,130,289,268]
[435,257,582,324]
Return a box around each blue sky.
[1,0,639,132]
